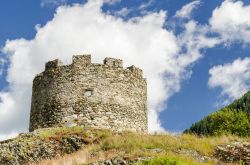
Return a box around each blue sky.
[0,0,250,139]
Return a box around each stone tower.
[29,55,147,132]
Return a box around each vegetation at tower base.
[0,126,249,165]
[185,91,250,137]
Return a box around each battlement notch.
[45,59,63,70]
[127,65,143,77]
[104,57,123,68]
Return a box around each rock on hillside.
[0,130,89,165]
[214,142,250,164]
[0,126,249,165]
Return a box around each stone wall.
[29,55,147,132]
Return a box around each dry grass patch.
[19,127,250,165]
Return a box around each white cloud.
[104,0,121,5]
[208,57,250,101]
[41,0,68,7]
[172,1,220,70]
[114,7,131,17]
[177,20,220,65]
[0,132,18,141]
[210,0,250,44]
[138,0,154,11]
[208,0,250,104]
[1,0,182,138]
[41,0,120,7]
[111,0,154,17]
[0,0,226,140]
[175,0,200,19]
[0,58,5,76]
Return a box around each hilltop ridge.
[185,91,250,137]
[0,127,249,165]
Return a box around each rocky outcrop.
[89,157,151,165]
[0,131,90,165]
[176,148,210,163]
[214,142,250,164]
[1,126,249,165]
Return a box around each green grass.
[137,156,195,165]
[96,131,249,156]
[14,126,250,165]
[35,126,89,139]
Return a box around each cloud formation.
[210,0,250,44]
[175,0,200,19]
[138,0,154,11]
[1,0,178,139]
[177,20,220,65]
[0,0,221,140]
[40,0,68,7]
[209,57,250,101]
[114,7,131,17]
[0,58,5,76]
[1,0,249,140]
[207,0,250,103]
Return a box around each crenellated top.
[126,65,143,77]
[104,57,123,68]
[30,54,148,133]
[45,59,63,70]
[44,55,144,78]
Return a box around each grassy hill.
[185,91,250,137]
[1,92,250,164]
[0,127,249,165]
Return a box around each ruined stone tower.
[29,55,147,132]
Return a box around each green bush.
[185,91,250,137]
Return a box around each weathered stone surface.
[89,157,152,165]
[29,55,147,132]
[0,130,90,165]
[214,142,250,164]
[176,148,210,163]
